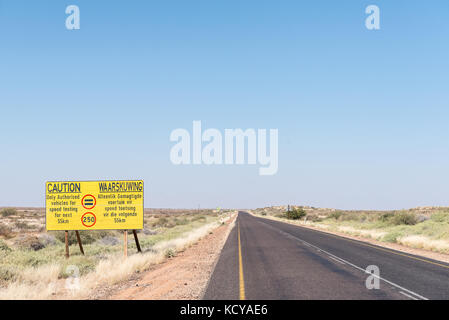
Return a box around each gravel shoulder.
[92,215,236,300]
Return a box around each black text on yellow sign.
[45,180,144,230]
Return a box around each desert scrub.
[379,212,395,222]
[1,208,17,217]
[151,216,169,227]
[0,240,11,252]
[286,208,306,220]
[174,217,189,226]
[391,212,417,226]
[1,210,219,278]
[51,230,118,245]
[430,211,449,223]
[14,221,33,230]
[0,223,13,239]
[328,211,343,220]
[138,214,218,248]
[382,231,402,243]
[0,266,17,283]
[327,210,449,252]
[191,215,206,222]
[275,213,287,219]
[306,215,322,222]
[165,248,176,258]
[0,211,225,298]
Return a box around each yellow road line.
[238,221,246,300]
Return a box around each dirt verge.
[91,215,236,300]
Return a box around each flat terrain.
[0,207,232,299]
[205,212,449,300]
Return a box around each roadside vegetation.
[252,206,449,255]
[282,207,306,220]
[0,208,234,299]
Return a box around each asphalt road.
[203,212,449,300]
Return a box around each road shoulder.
[92,215,236,300]
[249,212,449,265]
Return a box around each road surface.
[204,212,449,300]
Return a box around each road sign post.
[133,230,142,253]
[75,231,84,255]
[124,230,128,257]
[65,231,69,259]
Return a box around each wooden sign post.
[133,230,142,253]
[75,231,84,255]
[124,230,128,257]
[65,231,69,259]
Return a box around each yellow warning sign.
[45,180,144,230]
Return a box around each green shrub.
[286,208,306,220]
[340,212,366,222]
[174,218,188,226]
[1,208,17,217]
[0,239,11,252]
[431,212,449,223]
[0,224,13,238]
[60,257,96,278]
[306,215,322,222]
[0,266,17,282]
[152,217,169,227]
[52,230,115,245]
[328,211,343,220]
[379,212,394,222]
[383,232,401,243]
[191,215,206,222]
[391,212,417,226]
[165,248,176,258]
[15,221,33,230]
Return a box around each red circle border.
[81,194,97,210]
[81,212,96,228]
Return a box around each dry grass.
[337,226,387,240]
[0,211,235,300]
[19,264,61,285]
[397,235,449,253]
[67,218,231,299]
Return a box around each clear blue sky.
[1,1,448,210]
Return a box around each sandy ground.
[91,216,236,300]
[250,212,449,264]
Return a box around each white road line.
[329,256,346,265]
[258,220,429,300]
[400,291,419,300]
[302,242,311,247]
